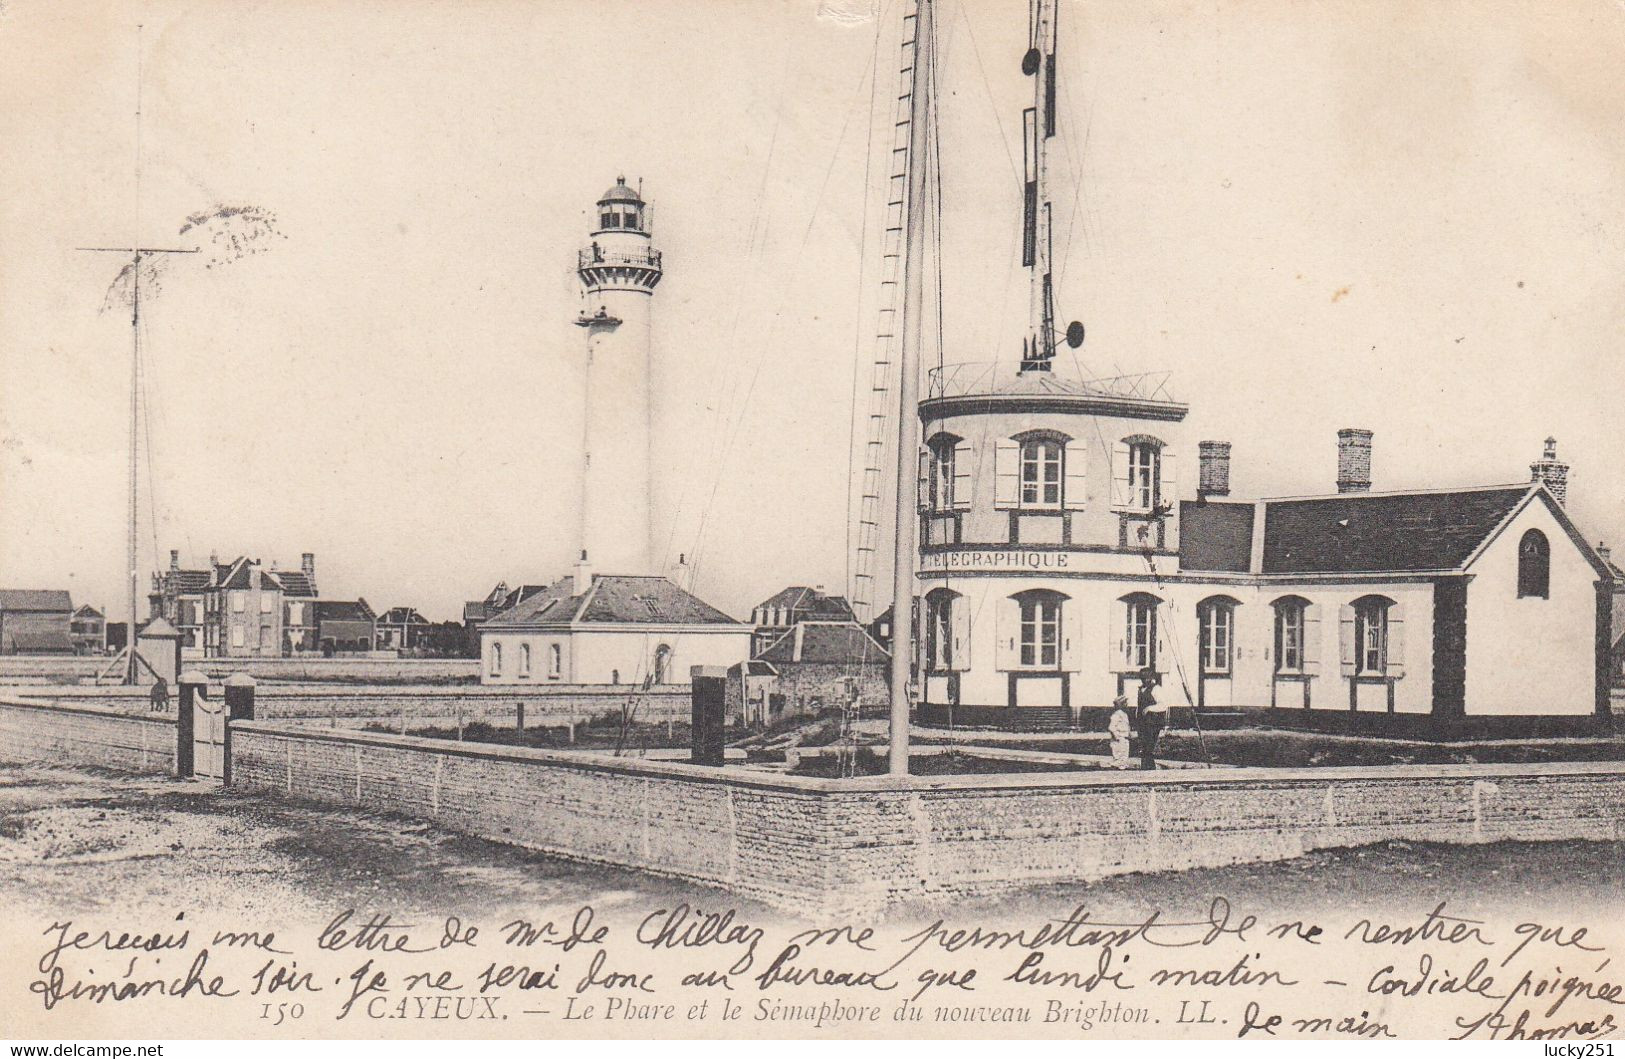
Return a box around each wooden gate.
[193,697,225,782]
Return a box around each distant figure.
[149,677,169,713]
[1136,667,1167,770]
[1107,699,1132,769]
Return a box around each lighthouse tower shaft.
[576,178,663,576]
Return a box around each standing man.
[1136,667,1167,770]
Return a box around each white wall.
[918,572,1436,714]
[1463,501,1597,716]
[482,626,749,687]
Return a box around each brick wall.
[0,697,176,774]
[229,721,1625,915]
[0,656,479,684]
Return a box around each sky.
[2,0,1623,626]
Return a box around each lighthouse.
[575,176,663,577]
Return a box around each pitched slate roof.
[315,600,375,624]
[274,571,317,598]
[578,576,739,625]
[753,586,856,621]
[1260,486,1530,574]
[755,621,889,665]
[73,604,104,619]
[0,589,72,612]
[165,570,214,593]
[379,607,430,625]
[1178,502,1253,573]
[487,575,741,628]
[1181,485,1551,575]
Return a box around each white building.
[912,365,1616,737]
[482,569,749,687]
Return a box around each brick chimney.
[1197,441,1232,499]
[1336,428,1373,493]
[301,552,316,579]
[1530,436,1568,505]
[1598,541,1611,569]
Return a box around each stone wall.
[229,721,1625,915]
[0,697,176,774]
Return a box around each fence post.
[516,701,525,732]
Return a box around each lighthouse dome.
[598,178,643,205]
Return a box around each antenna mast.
[79,25,198,685]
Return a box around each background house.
[69,604,106,654]
[748,585,856,655]
[728,620,889,726]
[0,589,74,654]
[376,607,432,652]
[314,599,377,654]
[149,550,320,658]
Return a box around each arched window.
[1020,438,1063,507]
[1272,596,1309,674]
[518,643,531,677]
[1198,597,1238,676]
[1013,589,1065,669]
[611,668,620,685]
[1121,592,1160,672]
[1353,596,1392,675]
[548,643,562,679]
[489,641,503,677]
[653,644,672,684]
[1517,529,1550,599]
[924,589,958,672]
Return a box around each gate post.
[176,670,208,778]
[690,666,726,767]
[223,673,256,787]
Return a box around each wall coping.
[232,719,1625,795]
[0,683,688,699]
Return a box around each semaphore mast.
[886,0,937,776]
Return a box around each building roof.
[752,585,856,622]
[164,570,214,593]
[463,601,490,622]
[316,600,375,623]
[379,607,430,625]
[487,575,740,629]
[1178,502,1254,573]
[577,576,738,625]
[0,589,72,612]
[274,571,317,598]
[73,604,104,619]
[755,621,889,665]
[1180,485,1585,576]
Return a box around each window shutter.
[951,598,971,671]
[952,441,973,510]
[1110,442,1132,509]
[1063,439,1088,510]
[1154,602,1169,673]
[1060,598,1082,670]
[1338,604,1356,676]
[994,439,1020,509]
[1108,598,1128,672]
[1159,450,1178,508]
[917,448,931,511]
[994,596,1017,671]
[1386,606,1405,678]
[1302,603,1322,674]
